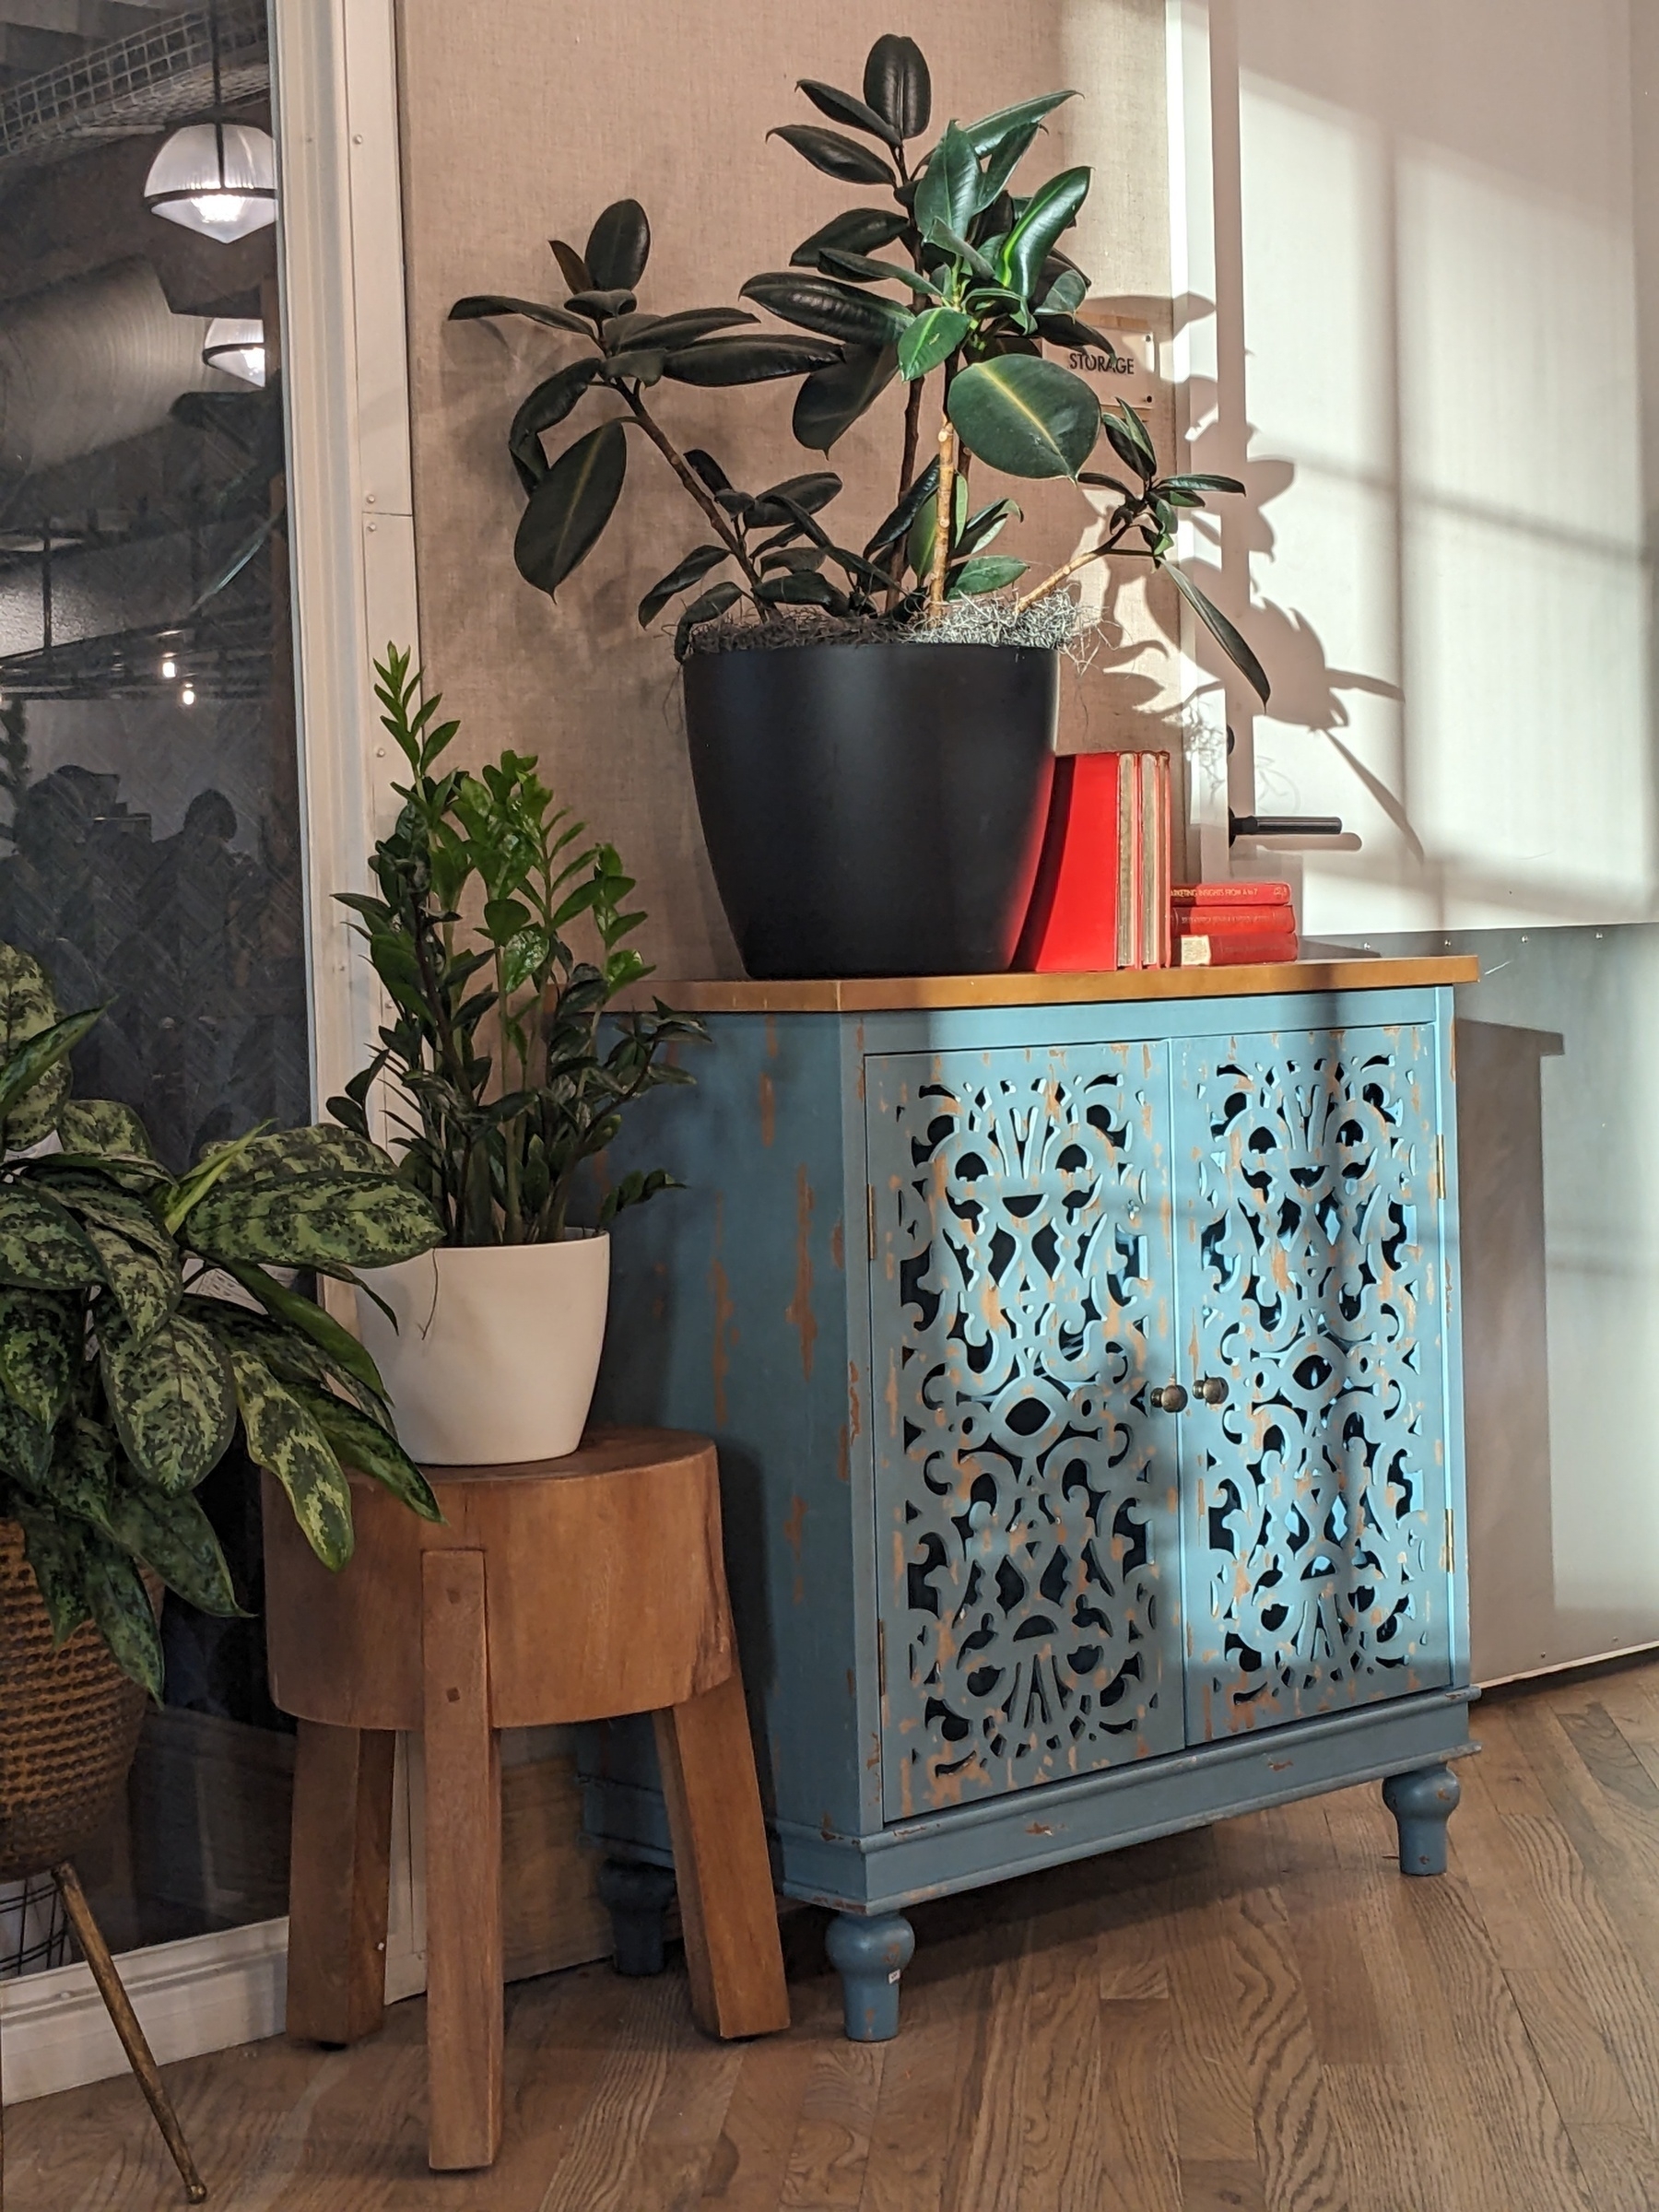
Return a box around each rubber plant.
[327,648,704,1246]
[0,942,446,1697]
[447,32,1268,700]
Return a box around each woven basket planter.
[0,1521,153,1883]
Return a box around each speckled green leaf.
[79,1528,163,1699]
[13,1500,89,1644]
[203,1125,400,1187]
[46,1416,118,1528]
[100,1310,235,1496]
[212,1264,390,1408]
[86,1229,180,1341]
[58,1098,157,1162]
[291,1384,441,1524]
[104,1482,241,1618]
[0,1006,100,1148]
[0,1394,53,1489]
[0,1186,103,1288]
[184,1295,387,1425]
[183,1174,443,1272]
[229,1347,355,1571]
[0,944,66,1150]
[0,1287,80,1429]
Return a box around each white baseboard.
[0,1916,288,2105]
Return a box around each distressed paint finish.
[866,1042,1183,1817]
[1172,1025,1453,1737]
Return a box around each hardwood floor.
[14,1658,1659,2210]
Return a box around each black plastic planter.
[682,641,1058,980]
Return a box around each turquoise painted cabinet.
[588,968,1476,2039]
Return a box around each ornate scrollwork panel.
[867,1043,1184,1818]
[1173,1026,1452,1736]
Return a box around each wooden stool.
[262,1428,789,2171]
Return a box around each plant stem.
[899,380,923,512]
[926,415,958,621]
[620,389,770,601]
[1011,510,1146,617]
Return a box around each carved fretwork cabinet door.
[1172,1025,1455,1737]
[866,1041,1187,1822]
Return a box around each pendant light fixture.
[202,317,266,386]
[143,4,276,245]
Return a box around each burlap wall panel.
[395,0,1171,976]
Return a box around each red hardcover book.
[1177,908,1297,936]
[1172,880,1292,907]
[1017,752,1123,971]
[1178,925,1299,965]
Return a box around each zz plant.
[329,649,703,1246]
[0,944,445,1697]
[450,31,1268,699]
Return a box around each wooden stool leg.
[421,1549,502,2170]
[653,1671,788,2039]
[52,1862,207,2204]
[285,1720,395,2045]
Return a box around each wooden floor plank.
[16,1665,1659,2210]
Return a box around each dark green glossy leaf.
[290,1384,441,1524]
[961,90,1078,159]
[597,1167,681,1227]
[229,1348,354,1571]
[897,304,970,380]
[512,418,628,598]
[864,33,931,138]
[448,294,592,335]
[509,359,601,467]
[1037,312,1118,352]
[947,554,1029,596]
[922,218,998,284]
[185,1172,443,1272]
[792,344,899,452]
[818,250,942,298]
[1102,398,1159,480]
[754,571,848,613]
[797,78,902,147]
[1041,268,1088,314]
[564,288,637,321]
[548,237,590,295]
[947,355,1100,479]
[0,1287,79,1429]
[639,546,730,628]
[1165,563,1272,704]
[685,449,732,494]
[740,273,912,349]
[768,124,895,186]
[599,346,666,384]
[747,472,842,525]
[583,198,650,290]
[1161,472,1247,497]
[913,122,982,239]
[100,1309,235,1496]
[977,119,1044,208]
[633,308,756,351]
[1000,167,1090,300]
[674,581,744,659]
[663,335,842,386]
[954,496,1022,559]
[865,457,939,556]
[906,477,968,585]
[57,1098,156,1161]
[791,206,909,270]
[0,1186,102,1289]
[14,1500,88,1643]
[80,1530,162,1700]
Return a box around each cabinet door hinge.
[877,1618,887,1698]
[867,1183,877,1263]
[1444,1508,1455,1572]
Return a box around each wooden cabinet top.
[638,955,1479,1017]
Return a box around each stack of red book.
[1171,880,1298,966]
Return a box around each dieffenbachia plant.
[329,649,705,1246]
[0,944,445,1695]
[447,33,1268,700]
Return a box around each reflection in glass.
[0,0,300,1962]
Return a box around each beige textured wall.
[395,0,1171,976]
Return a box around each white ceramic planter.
[354,1233,610,1466]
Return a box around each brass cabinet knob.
[1151,1382,1189,1413]
[1194,1376,1229,1406]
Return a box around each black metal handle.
[1229,812,1345,844]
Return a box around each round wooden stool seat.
[264,1426,788,2174]
[264,1428,733,1730]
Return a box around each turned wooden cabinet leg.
[421,1548,502,2171]
[285,1719,395,2046]
[653,1670,788,2040]
[1383,1761,1462,1876]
